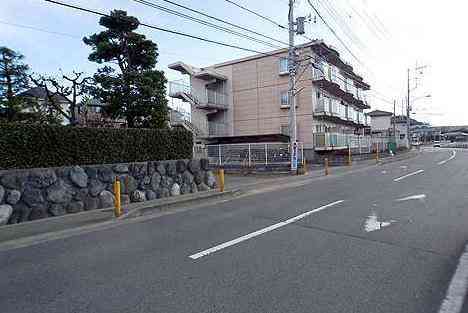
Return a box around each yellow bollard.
[348,147,352,166]
[304,159,308,175]
[218,168,225,192]
[325,158,329,176]
[113,178,122,217]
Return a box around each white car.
[433,141,441,147]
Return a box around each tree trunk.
[126,115,134,128]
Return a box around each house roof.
[368,110,393,117]
[17,87,68,102]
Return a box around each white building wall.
[371,115,392,131]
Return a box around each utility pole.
[288,0,298,172]
[406,68,411,149]
[393,99,397,144]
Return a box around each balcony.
[208,122,229,137]
[315,98,359,125]
[312,69,370,110]
[312,69,344,99]
[168,81,228,111]
[168,81,191,100]
[313,133,372,151]
[197,89,228,111]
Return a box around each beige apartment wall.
[218,53,315,146]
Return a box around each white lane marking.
[438,150,457,165]
[393,170,425,182]
[364,213,396,232]
[381,170,387,174]
[396,194,427,202]
[438,244,468,313]
[400,165,408,169]
[188,200,345,260]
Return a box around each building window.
[280,91,289,106]
[279,57,288,74]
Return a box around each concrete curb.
[0,190,239,245]
[0,208,114,243]
[119,190,239,219]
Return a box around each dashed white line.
[188,200,345,260]
[393,170,425,182]
[438,150,457,165]
[438,244,468,313]
[396,194,427,202]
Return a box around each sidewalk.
[225,149,418,192]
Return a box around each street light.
[408,94,431,145]
[411,94,431,103]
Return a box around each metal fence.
[207,143,304,168]
[314,133,391,153]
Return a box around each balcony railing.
[313,68,326,81]
[315,99,367,126]
[206,89,227,107]
[208,122,230,137]
[314,133,376,151]
[168,81,191,97]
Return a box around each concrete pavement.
[1,148,467,313]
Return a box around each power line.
[317,0,366,50]
[44,0,278,56]
[0,20,80,39]
[43,1,391,108]
[1,19,220,62]
[223,0,287,30]
[133,0,283,49]
[305,0,363,67]
[146,0,289,46]
[367,93,393,105]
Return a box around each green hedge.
[0,123,193,169]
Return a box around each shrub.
[0,123,193,169]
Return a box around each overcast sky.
[1,0,464,125]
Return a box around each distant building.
[17,87,69,113]
[368,110,409,148]
[76,99,126,128]
[367,110,393,133]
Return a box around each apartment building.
[168,40,371,160]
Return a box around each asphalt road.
[2,148,468,313]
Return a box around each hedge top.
[0,123,193,170]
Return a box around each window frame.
[280,91,289,107]
[279,57,289,75]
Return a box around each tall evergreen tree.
[83,10,168,128]
[0,47,29,117]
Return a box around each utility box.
[296,17,305,35]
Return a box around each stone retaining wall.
[0,159,216,225]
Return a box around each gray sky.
[1,0,460,125]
